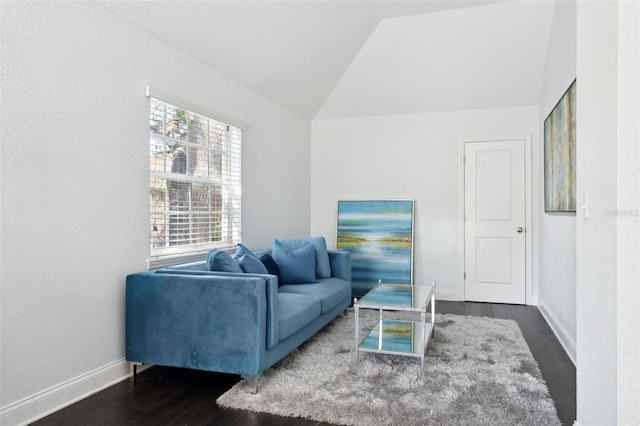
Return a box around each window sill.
[147,248,234,270]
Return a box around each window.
[149,97,241,261]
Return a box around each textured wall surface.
[616,0,640,422]
[576,1,619,423]
[0,1,310,409]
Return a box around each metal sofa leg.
[242,375,260,394]
[130,362,143,383]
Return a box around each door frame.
[458,135,535,305]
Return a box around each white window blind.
[148,97,241,261]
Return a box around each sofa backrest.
[164,260,208,271]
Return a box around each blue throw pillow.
[259,253,282,282]
[207,249,243,273]
[233,243,255,260]
[309,236,331,279]
[272,239,316,284]
[237,254,268,274]
[276,237,331,279]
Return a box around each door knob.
[517,227,524,233]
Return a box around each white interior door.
[464,139,526,304]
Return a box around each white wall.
[575,1,617,422]
[615,1,640,422]
[537,0,577,364]
[575,1,640,423]
[311,106,539,301]
[0,2,310,422]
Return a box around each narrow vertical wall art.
[544,80,577,212]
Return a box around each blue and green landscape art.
[337,200,413,296]
[360,320,413,353]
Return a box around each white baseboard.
[0,358,141,426]
[436,289,461,301]
[537,304,577,366]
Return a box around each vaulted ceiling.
[96,1,554,119]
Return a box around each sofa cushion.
[272,239,316,284]
[207,249,242,273]
[277,292,321,341]
[259,253,282,282]
[237,254,268,274]
[276,237,331,279]
[279,278,351,314]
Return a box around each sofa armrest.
[328,250,351,282]
[126,271,274,376]
[155,269,280,348]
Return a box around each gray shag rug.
[217,309,560,426]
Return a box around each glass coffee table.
[354,281,436,367]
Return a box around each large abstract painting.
[337,200,414,297]
[544,80,576,212]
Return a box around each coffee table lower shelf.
[357,319,434,367]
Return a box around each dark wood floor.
[33,302,576,426]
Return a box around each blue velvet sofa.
[125,244,351,383]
